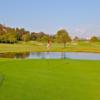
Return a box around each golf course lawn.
[0,59,100,100]
[0,41,100,53]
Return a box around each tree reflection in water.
[0,52,30,59]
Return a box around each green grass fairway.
[0,59,100,100]
[0,41,100,53]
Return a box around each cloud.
[70,24,100,38]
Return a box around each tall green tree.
[41,35,49,43]
[21,33,30,42]
[56,29,72,47]
[90,36,98,42]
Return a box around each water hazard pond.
[0,52,100,60]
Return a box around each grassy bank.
[0,41,100,53]
[0,59,100,100]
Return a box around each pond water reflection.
[0,52,100,60]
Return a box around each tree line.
[0,24,49,43]
[0,24,100,45]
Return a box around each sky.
[0,0,100,38]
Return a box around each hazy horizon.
[0,0,100,38]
